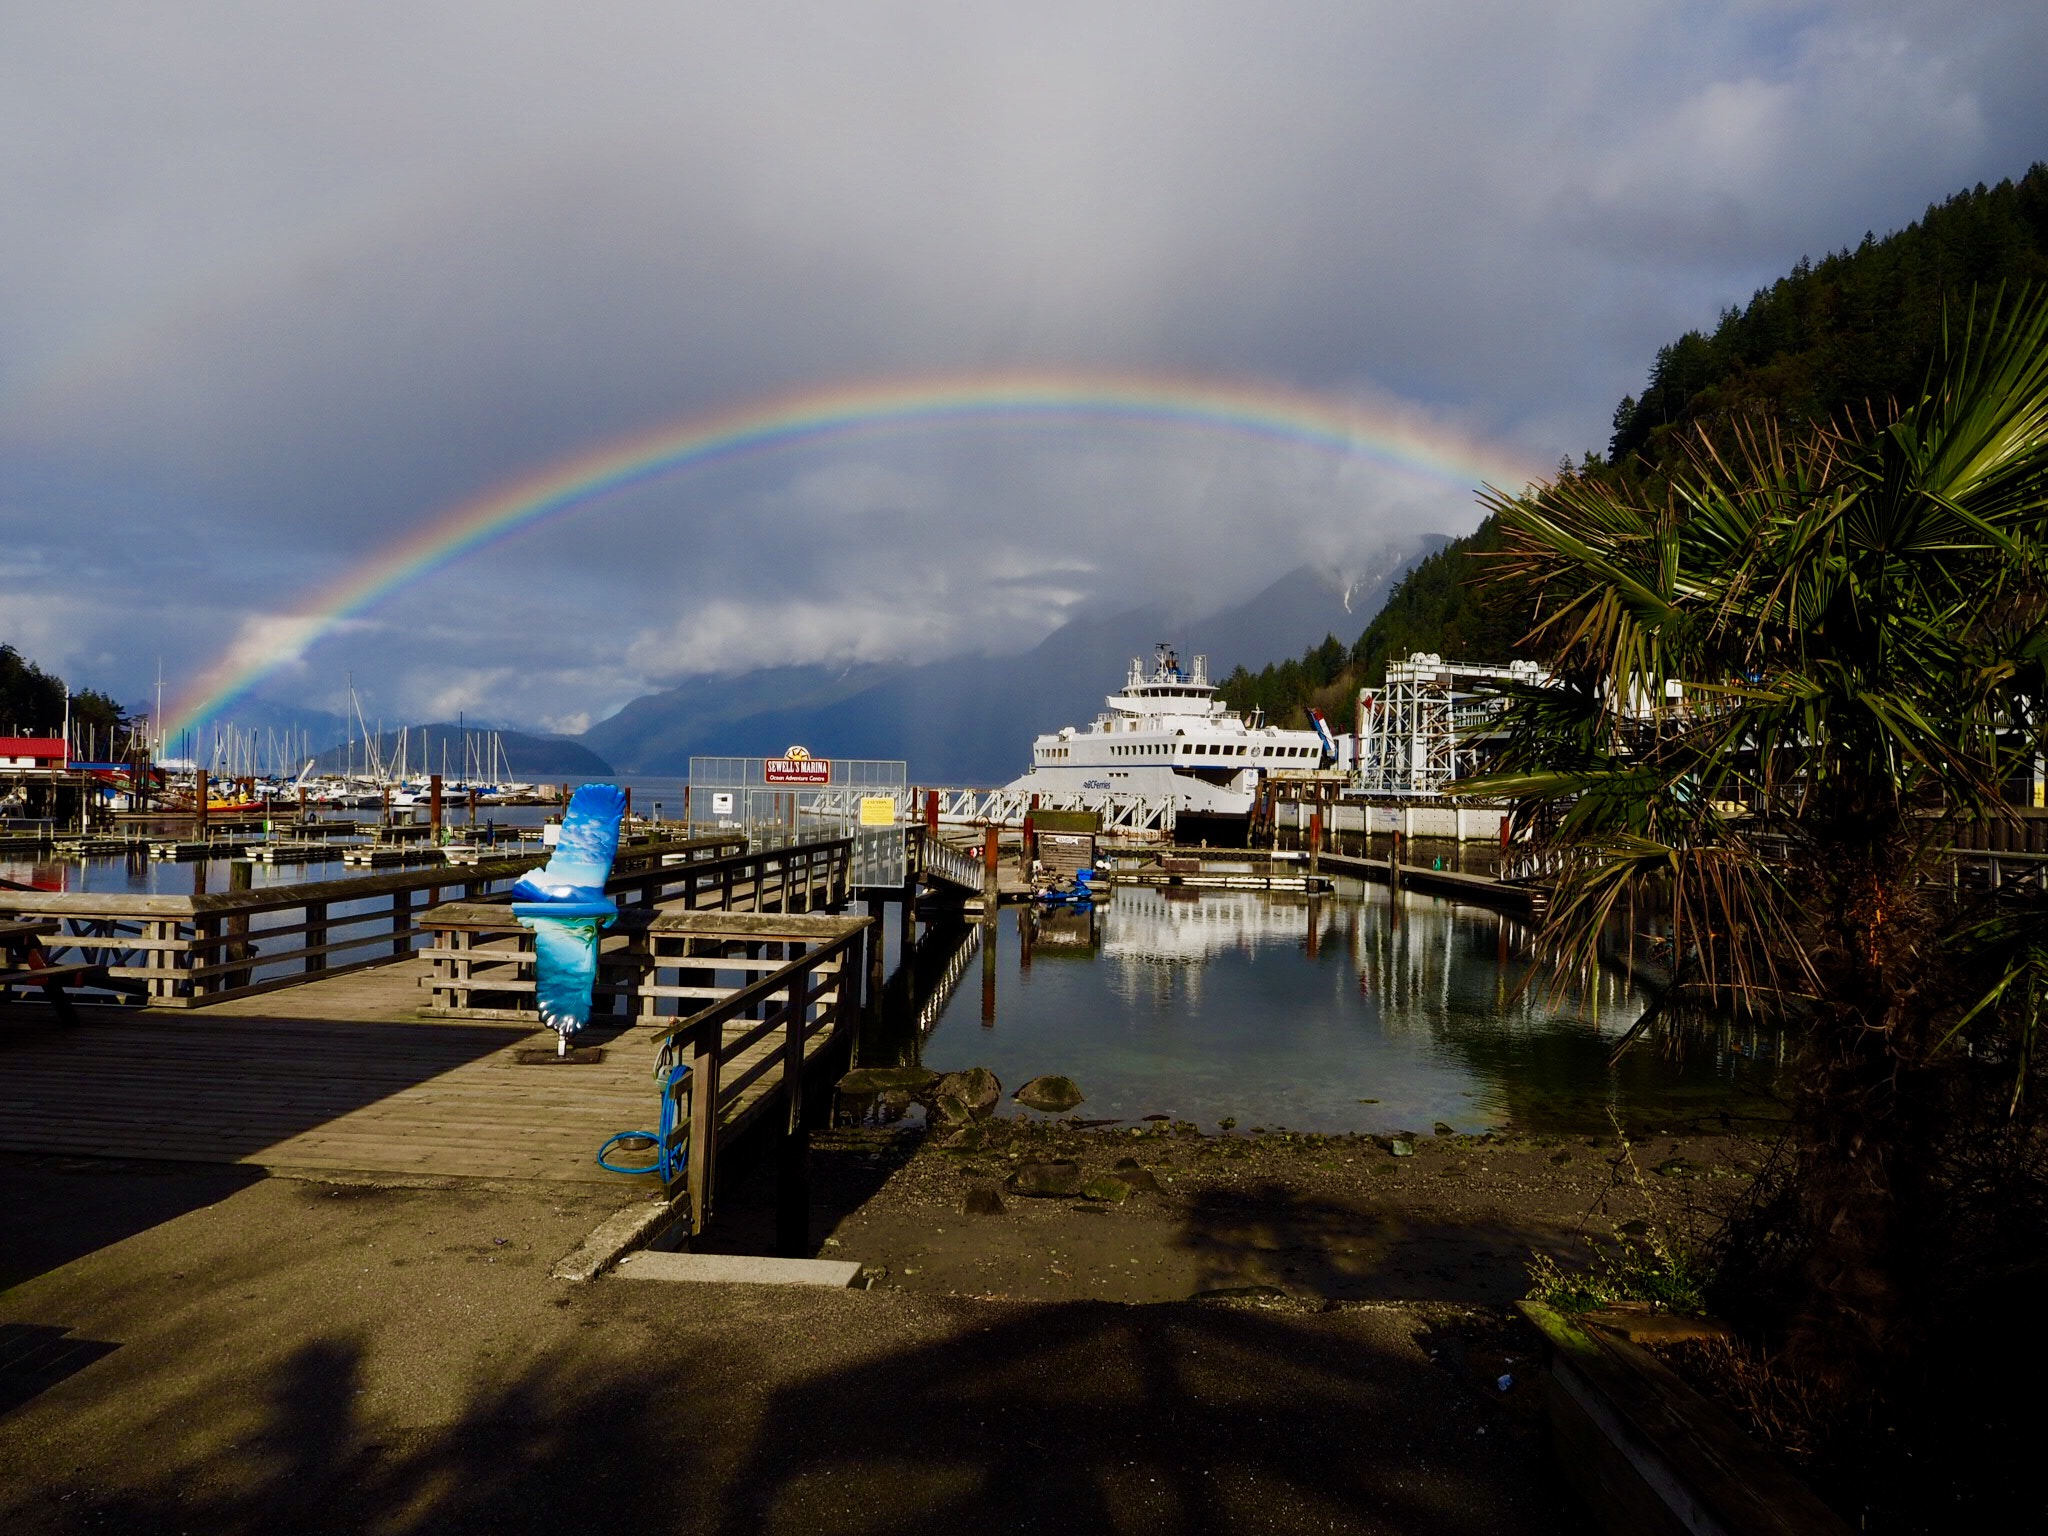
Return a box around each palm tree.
[1463,287,2048,1382]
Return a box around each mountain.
[1225,163,2048,696]
[580,544,1434,783]
[314,723,613,778]
[580,663,900,776]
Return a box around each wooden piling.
[194,769,209,840]
[429,773,443,841]
[981,924,997,1023]
[867,895,887,999]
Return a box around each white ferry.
[1002,645,1341,817]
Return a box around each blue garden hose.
[597,1060,692,1182]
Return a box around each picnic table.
[0,917,98,1024]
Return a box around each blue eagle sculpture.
[510,782,628,1053]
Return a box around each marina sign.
[763,746,832,785]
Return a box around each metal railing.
[918,832,984,892]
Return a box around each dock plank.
[0,952,849,1187]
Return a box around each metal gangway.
[798,784,1181,834]
[1354,653,1549,797]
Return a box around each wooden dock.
[0,920,862,1201]
[0,959,639,1182]
[0,835,876,1248]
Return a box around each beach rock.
[1433,1122,1455,1137]
[1014,1075,1085,1114]
[839,1066,939,1096]
[927,1093,976,1129]
[963,1185,1006,1217]
[1387,1138,1415,1157]
[1007,1159,1085,1197]
[937,1123,988,1152]
[1081,1176,1132,1203]
[1192,1284,1288,1303]
[1110,1158,1163,1194]
[933,1067,1001,1118]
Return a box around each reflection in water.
[908,884,1780,1137]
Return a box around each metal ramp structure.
[1355,653,1547,797]
[800,784,1181,835]
[689,755,912,888]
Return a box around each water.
[9,806,1783,1138]
[907,882,1782,1138]
[1,773,695,897]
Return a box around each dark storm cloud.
[1,1,2044,727]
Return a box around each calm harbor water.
[906,882,1782,1138]
[7,812,1782,1139]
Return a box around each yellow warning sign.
[858,796,896,826]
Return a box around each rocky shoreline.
[796,1082,1770,1306]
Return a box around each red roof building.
[0,737,69,770]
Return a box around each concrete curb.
[613,1252,865,1287]
[551,1194,686,1282]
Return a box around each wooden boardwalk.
[0,947,847,1193]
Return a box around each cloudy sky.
[2,2,2043,736]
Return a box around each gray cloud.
[2,1,2044,729]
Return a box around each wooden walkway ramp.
[0,909,871,1227]
[1,959,659,1184]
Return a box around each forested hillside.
[0,644,130,743]
[1219,163,2048,727]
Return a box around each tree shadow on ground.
[8,1300,1571,1536]
[1172,1182,1577,1303]
[708,1299,1569,1536]
[12,1333,703,1536]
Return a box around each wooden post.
[980,923,997,1024]
[381,782,391,827]
[687,1019,720,1236]
[1309,803,1323,875]
[925,789,938,835]
[224,858,254,992]
[469,786,479,827]
[981,824,999,924]
[776,981,810,1257]
[899,874,917,952]
[194,768,209,840]
[867,895,887,998]
[306,899,328,976]
[429,773,443,841]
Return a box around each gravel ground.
[793,1116,1765,1305]
[0,1126,1767,1535]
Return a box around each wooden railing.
[419,838,854,1019]
[0,862,529,1007]
[0,832,755,1009]
[643,911,871,1237]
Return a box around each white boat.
[1002,645,1341,818]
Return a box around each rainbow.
[164,370,1549,735]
